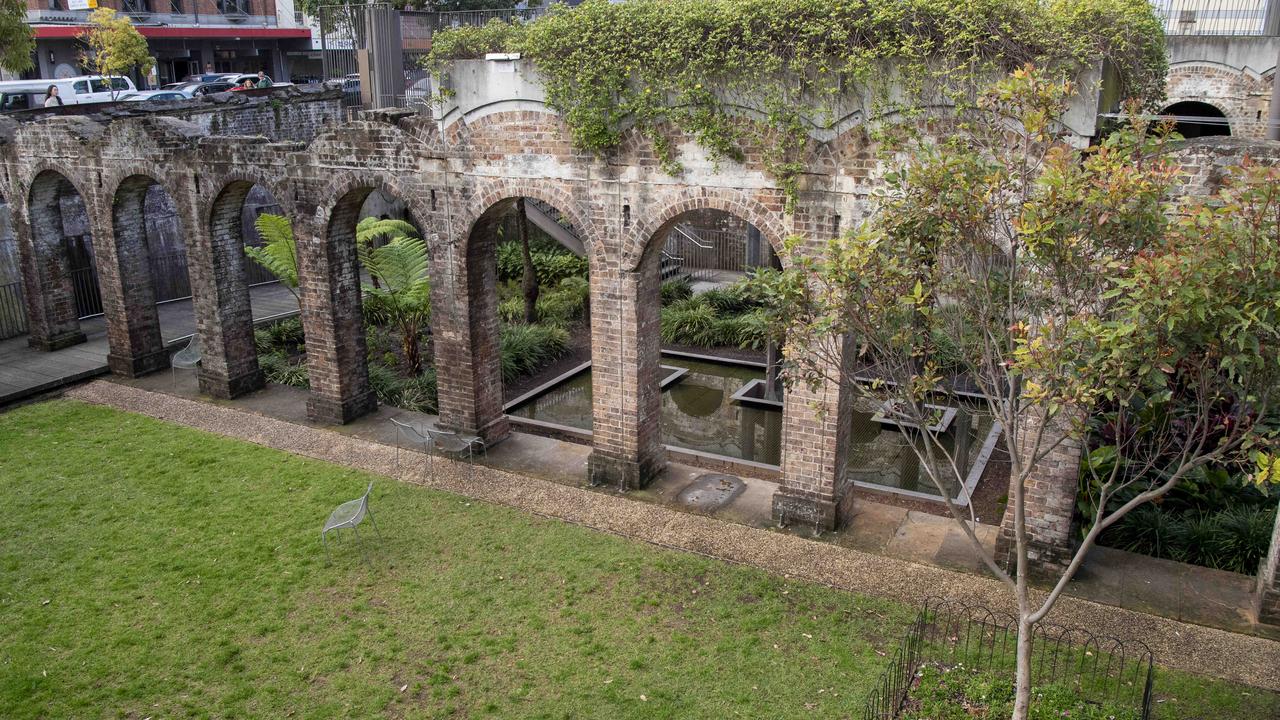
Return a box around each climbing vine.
[428,0,1167,210]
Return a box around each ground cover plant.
[659,278,770,351]
[1,401,1276,718]
[901,665,1138,720]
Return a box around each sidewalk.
[0,283,297,406]
[63,378,1280,691]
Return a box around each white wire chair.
[321,481,381,562]
[425,426,475,481]
[390,417,429,475]
[170,333,201,389]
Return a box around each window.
[47,0,63,10]
[217,0,250,14]
[121,0,151,13]
[73,81,89,94]
[169,0,183,11]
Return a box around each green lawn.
[0,400,1276,719]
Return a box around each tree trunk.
[402,321,421,376]
[517,198,540,324]
[1013,615,1033,720]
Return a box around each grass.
[0,400,1277,719]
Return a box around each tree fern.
[245,213,300,306]
[363,234,431,375]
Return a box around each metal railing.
[431,7,546,30]
[68,266,103,319]
[1154,0,1280,35]
[663,224,754,284]
[863,598,1155,720]
[0,281,27,339]
[149,250,192,304]
[28,7,277,26]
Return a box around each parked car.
[166,80,237,97]
[0,75,137,111]
[123,90,189,103]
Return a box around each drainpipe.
[1269,0,1280,140]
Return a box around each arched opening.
[105,175,188,376]
[443,196,591,443]
[193,179,297,399]
[300,185,429,424]
[25,170,97,350]
[648,209,784,467]
[1162,101,1231,138]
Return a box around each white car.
[123,90,190,103]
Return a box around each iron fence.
[149,250,192,303]
[1154,0,1280,35]
[863,598,1155,720]
[68,266,103,319]
[0,281,27,339]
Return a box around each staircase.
[523,199,585,256]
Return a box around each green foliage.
[355,217,420,269]
[244,214,301,305]
[0,0,34,73]
[660,297,721,347]
[660,286,769,350]
[258,351,310,389]
[429,0,1166,208]
[1105,504,1277,574]
[496,241,588,285]
[904,665,1140,720]
[79,8,154,98]
[499,323,569,382]
[499,276,589,327]
[368,363,439,414]
[660,277,693,305]
[254,317,305,355]
[363,231,432,375]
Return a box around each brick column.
[99,177,168,377]
[1254,505,1280,625]
[587,256,665,489]
[298,208,376,425]
[773,338,855,531]
[431,213,510,445]
[995,412,1083,575]
[20,175,86,350]
[187,181,264,399]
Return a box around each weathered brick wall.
[1165,63,1274,140]
[994,413,1085,576]
[4,90,1277,561]
[1168,137,1280,196]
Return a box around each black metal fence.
[69,266,103,319]
[863,598,1155,720]
[1155,0,1279,35]
[0,281,26,339]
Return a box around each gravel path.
[65,379,1280,691]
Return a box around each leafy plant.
[259,351,309,389]
[660,277,693,305]
[0,0,34,73]
[78,8,154,101]
[660,298,720,347]
[496,242,588,285]
[499,323,569,382]
[244,214,301,306]
[363,231,431,375]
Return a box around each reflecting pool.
[506,353,999,502]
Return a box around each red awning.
[34,25,311,39]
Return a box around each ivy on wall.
[428,0,1167,209]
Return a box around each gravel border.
[64,379,1280,691]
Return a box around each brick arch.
[452,178,597,260]
[97,172,186,377]
[310,172,434,242]
[1164,63,1274,139]
[21,167,100,351]
[199,170,295,228]
[623,188,790,272]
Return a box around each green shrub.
[660,277,692,305]
[537,276,590,327]
[259,351,309,389]
[254,316,305,355]
[1110,505,1182,560]
[714,309,769,350]
[700,282,758,315]
[660,298,720,346]
[500,323,570,382]
[367,364,440,414]
[1208,505,1277,574]
[1105,503,1278,574]
[496,242,588,285]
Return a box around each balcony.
[28,7,278,28]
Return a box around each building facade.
[15,0,310,85]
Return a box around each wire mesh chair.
[170,333,201,389]
[425,426,475,481]
[390,417,430,475]
[321,481,381,562]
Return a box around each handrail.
[672,223,713,250]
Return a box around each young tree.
[0,0,35,74]
[246,214,301,308]
[362,233,431,375]
[515,198,540,324]
[79,8,153,99]
[751,67,1280,718]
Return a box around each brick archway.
[101,173,185,377]
[22,168,97,351]
[623,188,789,272]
